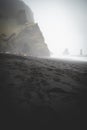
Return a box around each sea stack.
[0,0,50,57]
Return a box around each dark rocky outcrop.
[0,0,34,24]
[0,0,50,57]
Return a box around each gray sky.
[23,0,87,56]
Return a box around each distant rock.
[63,48,70,55]
[0,0,50,57]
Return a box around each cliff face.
[0,0,50,57]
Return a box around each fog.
[23,0,87,57]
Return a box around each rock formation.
[0,0,50,57]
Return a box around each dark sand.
[0,53,87,129]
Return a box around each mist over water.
[51,55,87,62]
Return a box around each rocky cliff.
[0,0,50,57]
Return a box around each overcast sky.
[23,0,87,56]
